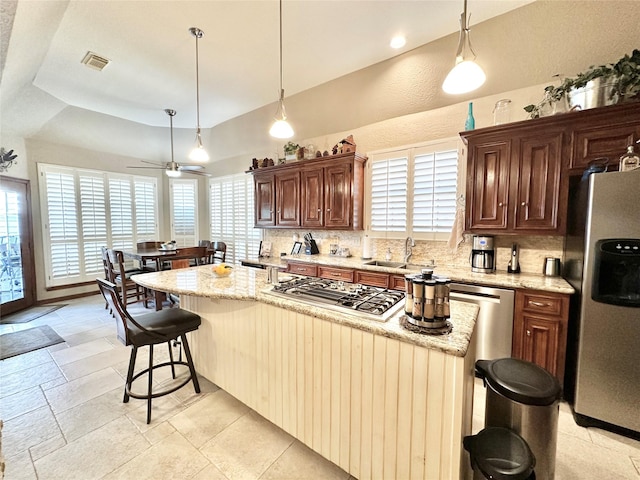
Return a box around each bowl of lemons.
[212,263,233,277]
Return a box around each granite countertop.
[132,264,478,357]
[242,254,575,294]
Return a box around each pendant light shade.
[188,27,209,162]
[442,0,486,95]
[165,109,182,177]
[269,0,294,139]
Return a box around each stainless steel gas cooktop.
[266,277,405,322]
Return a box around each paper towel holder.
[362,234,372,260]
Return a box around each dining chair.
[198,240,211,249]
[97,278,201,424]
[107,249,147,306]
[175,246,209,267]
[136,241,164,271]
[211,241,227,264]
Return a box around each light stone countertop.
[242,254,575,294]
[132,264,478,357]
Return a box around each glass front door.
[0,177,35,314]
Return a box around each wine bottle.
[465,102,475,130]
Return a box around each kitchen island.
[133,264,479,480]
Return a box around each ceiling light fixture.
[188,27,209,162]
[165,109,181,178]
[442,0,486,95]
[269,0,294,139]
[390,36,406,49]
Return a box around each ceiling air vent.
[81,51,110,71]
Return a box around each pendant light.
[165,109,181,177]
[442,0,486,95]
[188,27,209,162]
[269,0,294,139]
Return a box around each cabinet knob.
[498,202,504,207]
[521,202,527,206]
[327,208,331,212]
[526,330,531,336]
[317,209,321,213]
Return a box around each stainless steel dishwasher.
[449,283,515,362]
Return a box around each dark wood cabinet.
[318,265,354,282]
[512,290,569,385]
[250,152,366,230]
[354,269,390,288]
[464,131,565,234]
[253,171,300,227]
[287,262,318,276]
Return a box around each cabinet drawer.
[390,274,407,291]
[571,125,639,172]
[287,262,318,276]
[354,270,390,288]
[318,266,354,282]
[520,292,566,317]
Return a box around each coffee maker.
[471,235,496,273]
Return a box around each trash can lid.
[464,427,535,480]
[475,358,561,406]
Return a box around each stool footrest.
[125,360,199,400]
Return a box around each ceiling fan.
[127,109,211,177]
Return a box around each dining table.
[122,247,209,310]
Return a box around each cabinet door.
[287,262,317,276]
[571,124,640,172]
[301,167,324,228]
[519,315,561,377]
[512,133,563,232]
[324,162,352,228]
[354,270,390,288]
[466,141,511,230]
[276,171,300,227]
[318,266,354,282]
[254,174,275,227]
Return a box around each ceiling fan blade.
[185,170,212,177]
[140,160,165,167]
[127,166,165,169]
[178,165,205,171]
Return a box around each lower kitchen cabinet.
[512,290,569,385]
[354,270,390,288]
[287,262,318,276]
[318,265,354,282]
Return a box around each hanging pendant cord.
[278,0,284,102]
[195,31,201,132]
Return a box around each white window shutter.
[370,156,408,232]
[79,172,107,275]
[134,178,159,240]
[170,179,198,246]
[108,177,134,251]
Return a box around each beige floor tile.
[44,367,124,413]
[0,386,47,421]
[143,420,176,445]
[557,405,592,442]
[261,441,350,480]
[631,456,640,475]
[588,427,640,457]
[62,324,118,347]
[29,434,67,461]
[555,430,639,480]
[59,345,131,381]
[169,390,250,448]
[3,406,61,458]
[3,450,37,480]
[191,463,230,480]
[200,410,295,480]
[125,392,187,432]
[33,416,150,479]
[0,348,52,378]
[103,431,210,479]
[55,387,132,442]
[50,337,116,366]
[39,375,69,391]
[170,374,220,406]
[0,361,63,398]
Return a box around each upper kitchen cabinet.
[462,102,640,235]
[253,170,300,227]
[250,152,366,230]
[568,103,640,173]
[464,129,566,234]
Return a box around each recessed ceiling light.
[390,35,406,49]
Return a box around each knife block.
[305,240,319,255]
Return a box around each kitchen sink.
[363,260,407,269]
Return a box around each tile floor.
[1,295,639,479]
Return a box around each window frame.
[366,137,462,241]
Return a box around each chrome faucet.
[404,237,415,263]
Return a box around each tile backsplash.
[263,230,564,276]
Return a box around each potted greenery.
[524,49,640,117]
[284,141,300,161]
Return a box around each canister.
[412,278,425,319]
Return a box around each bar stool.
[97,278,201,424]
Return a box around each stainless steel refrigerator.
[564,168,640,436]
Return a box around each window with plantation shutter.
[38,164,159,287]
[170,179,198,247]
[367,139,459,239]
[209,174,261,264]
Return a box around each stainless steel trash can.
[476,358,561,480]
[464,427,536,480]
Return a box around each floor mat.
[0,304,66,324]
[0,325,65,360]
